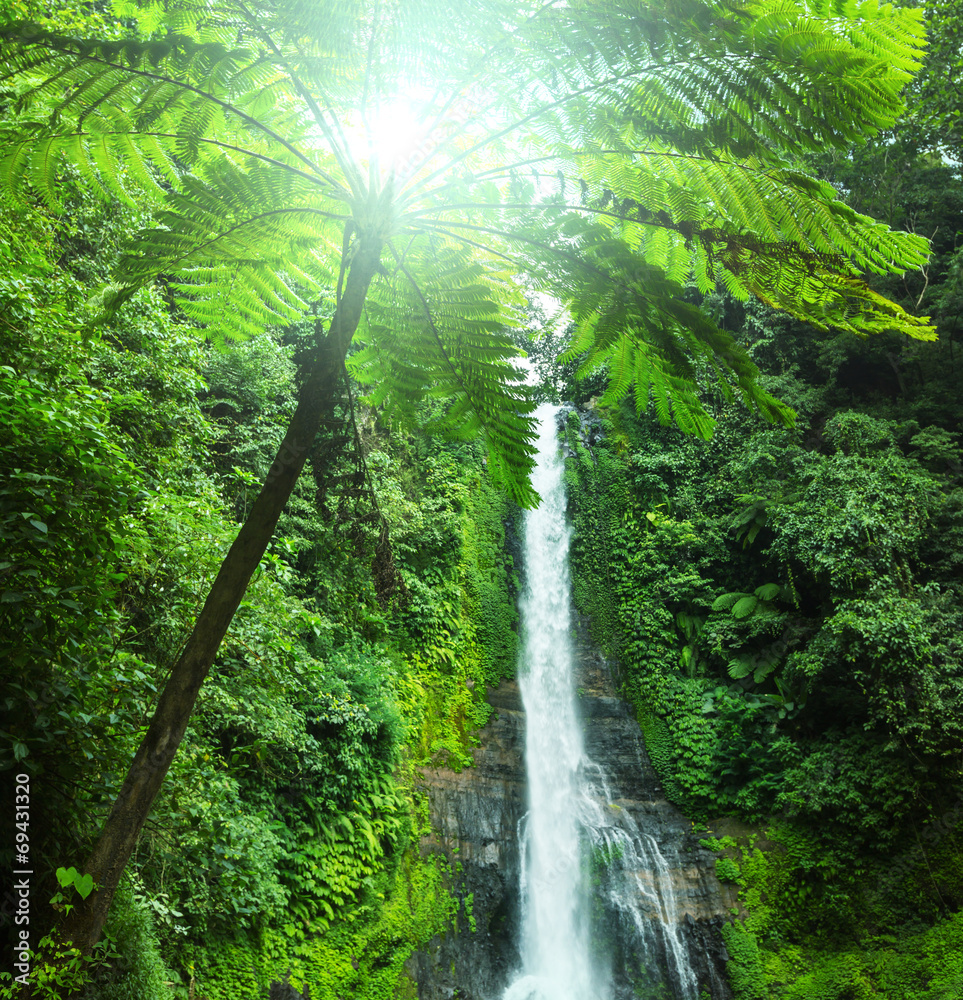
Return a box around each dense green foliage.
[4,0,936,962]
[0,169,517,997]
[708,827,963,999]
[559,125,963,998]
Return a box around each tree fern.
[0,0,936,630]
[0,1,935,482]
[350,239,539,504]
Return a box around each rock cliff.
[409,621,736,1000]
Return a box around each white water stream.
[502,405,699,1000]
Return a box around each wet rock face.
[575,637,735,1000]
[411,641,735,1000]
[408,680,526,1000]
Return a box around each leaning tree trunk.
[53,234,384,961]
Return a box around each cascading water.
[502,403,597,1000]
[503,404,700,1000]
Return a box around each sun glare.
[351,99,430,177]
[344,91,483,182]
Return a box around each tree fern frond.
[425,196,934,347]
[419,142,930,297]
[501,211,802,433]
[0,24,346,198]
[114,158,345,339]
[466,0,927,176]
[351,239,538,505]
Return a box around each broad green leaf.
[712,591,749,612]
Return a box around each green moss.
[712,825,963,999]
[722,922,766,1000]
[78,887,177,1000]
[754,915,963,1000]
[394,452,519,771]
[462,475,518,686]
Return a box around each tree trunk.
[53,233,384,961]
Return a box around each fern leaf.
[351,238,538,506]
[728,657,754,681]
[112,157,344,339]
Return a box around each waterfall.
[503,404,700,1000]
[502,403,596,1000]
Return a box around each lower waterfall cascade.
[501,404,700,1000]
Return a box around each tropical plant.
[0,0,937,956]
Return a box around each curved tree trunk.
[53,234,384,961]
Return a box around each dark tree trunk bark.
[53,234,384,961]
